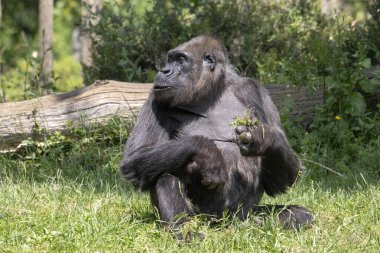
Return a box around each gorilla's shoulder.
[242,77,263,88]
[231,76,264,95]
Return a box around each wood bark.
[38,0,54,92]
[0,80,323,151]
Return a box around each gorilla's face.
[153,49,198,105]
[153,36,225,107]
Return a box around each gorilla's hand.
[235,124,272,156]
[186,137,227,190]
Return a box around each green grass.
[0,124,379,252]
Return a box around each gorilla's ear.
[204,54,215,71]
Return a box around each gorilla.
[120,36,312,239]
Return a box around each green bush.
[84,0,327,84]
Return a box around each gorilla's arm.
[234,79,300,196]
[121,136,206,190]
[120,97,189,190]
[120,96,226,191]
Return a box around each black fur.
[120,36,312,237]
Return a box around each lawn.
[0,127,379,252]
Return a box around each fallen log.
[0,80,323,150]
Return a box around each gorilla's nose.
[160,67,173,76]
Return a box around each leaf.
[359,79,374,93]
[360,58,371,68]
[344,92,366,115]
[360,76,380,93]
[369,77,380,93]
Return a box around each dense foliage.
[85,0,329,84]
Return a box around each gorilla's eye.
[175,54,188,67]
[178,56,186,64]
[176,55,187,70]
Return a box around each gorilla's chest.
[168,89,262,206]
[169,89,247,147]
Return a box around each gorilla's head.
[154,36,229,106]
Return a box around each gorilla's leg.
[150,174,195,228]
[251,205,313,229]
[150,174,204,241]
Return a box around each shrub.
[84,0,327,84]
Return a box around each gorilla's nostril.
[160,68,172,75]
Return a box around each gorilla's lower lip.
[154,86,172,90]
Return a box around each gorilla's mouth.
[153,86,172,90]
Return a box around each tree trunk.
[0,80,324,151]
[80,0,103,67]
[38,0,54,93]
[0,0,2,22]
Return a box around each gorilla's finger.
[239,131,252,144]
[235,125,247,135]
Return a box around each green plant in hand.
[231,110,260,128]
